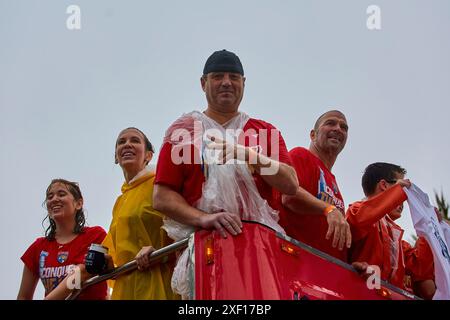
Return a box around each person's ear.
[379,179,388,192]
[310,129,316,141]
[144,151,153,166]
[75,198,83,211]
[114,152,119,164]
[201,76,206,92]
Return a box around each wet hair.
[115,127,155,165]
[313,110,346,132]
[43,179,86,241]
[361,162,407,197]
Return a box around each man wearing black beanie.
[152,49,299,296]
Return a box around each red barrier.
[194,221,417,300]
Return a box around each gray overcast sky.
[1,0,449,299]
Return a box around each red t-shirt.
[279,147,347,261]
[21,226,108,300]
[404,237,435,282]
[155,118,291,211]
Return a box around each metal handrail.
[65,237,189,300]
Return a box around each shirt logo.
[317,168,344,211]
[39,251,49,277]
[332,181,339,195]
[57,251,69,264]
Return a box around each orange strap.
[323,205,337,216]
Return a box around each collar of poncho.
[121,168,154,193]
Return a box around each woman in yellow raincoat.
[102,127,178,300]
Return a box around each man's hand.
[396,179,411,188]
[325,208,352,250]
[351,261,371,281]
[352,261,369,274]
[135,246,155,271]
[199,211,243,238]
[206,135,251,165]
[205,134,298,195]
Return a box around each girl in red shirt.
[17,179,107,300]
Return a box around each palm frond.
[434,189,449,220]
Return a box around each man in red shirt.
[280,110,351,261]
[153,49,298,239]
[346,162,435,297]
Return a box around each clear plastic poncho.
[161,111,285,298]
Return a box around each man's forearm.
[346,184,407,228]
[282,187,329,215]
[250,152,298,195]
[153,184,206,227]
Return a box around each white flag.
[441,221,450,254]
[404,184,450,300]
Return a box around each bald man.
[281,110,351,261]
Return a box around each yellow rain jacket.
[102,170,178,300]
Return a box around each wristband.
[323,205,337,216]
